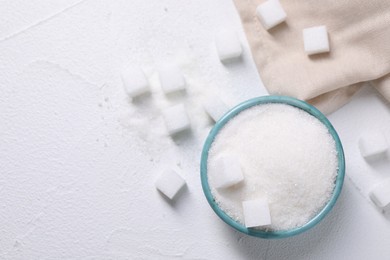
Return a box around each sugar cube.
[215,30,242,61]
[303,26,330,55]
[155,169,186,200]
[256,0,287,30]
[369,179,390,209]
[358,132,388,160]
[162,104,191,135]
[121,67,149,98]
[159,64,186,94]
[214,155,244,189]
[242,198,272,228]
[203,95,229,122]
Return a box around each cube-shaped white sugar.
[203,95,229,122]
[159,64,186,94]
[303,26,330,55]
[256,0,287,30]
[214,155,244,189]
[121,67,149,98]
[215,30,242,61]
[162,104,191,135]
[155,169,186,200]
[369,179,390,209]
[243,198,272,228]
[358,132,388,160]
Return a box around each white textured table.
[1,1,390,259]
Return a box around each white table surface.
[1,1,390,259]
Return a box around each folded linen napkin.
[233,0,390,114]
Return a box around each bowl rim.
[200,95,345,239]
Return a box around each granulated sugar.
[207,103,338,230]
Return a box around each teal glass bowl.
[200,95,345,239]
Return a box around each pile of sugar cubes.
[358,131,390,211]
[256,0,330,55]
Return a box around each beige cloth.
[233,0,390,114]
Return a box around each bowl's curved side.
[200,95,345,239]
